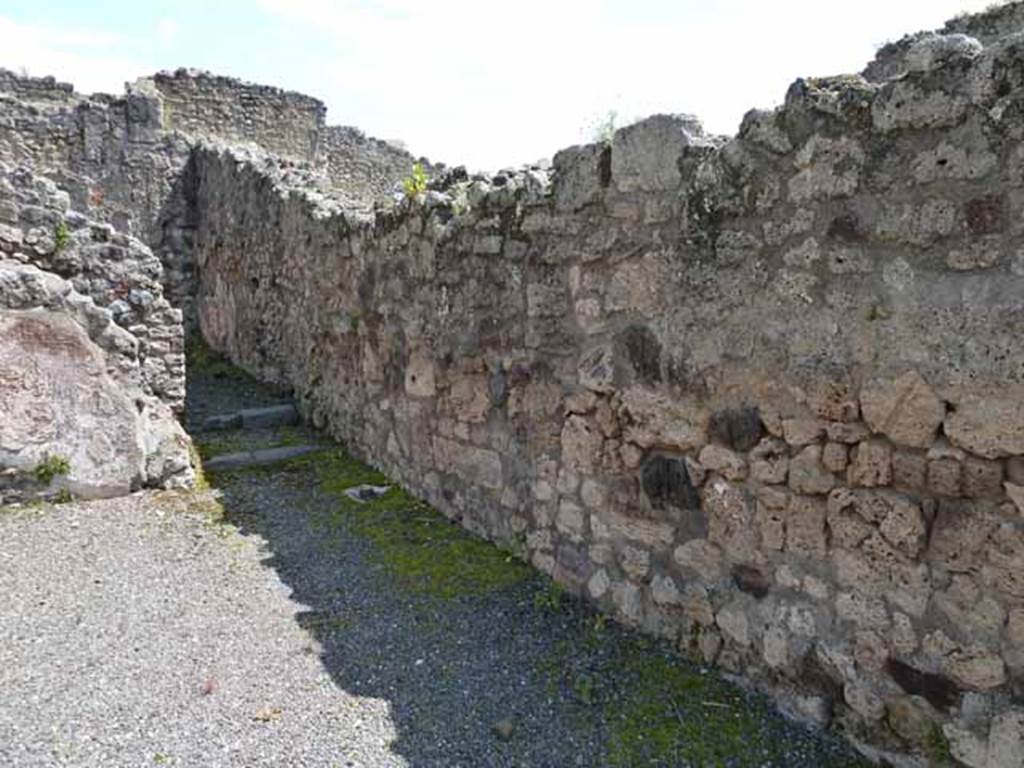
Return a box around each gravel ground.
[0,494,403,768]
[0,367,873,767]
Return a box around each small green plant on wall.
[54,220,71,252]
[33,453,70,485]
[402,163,428,199]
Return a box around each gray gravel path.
[0,495,405,768]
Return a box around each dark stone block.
[708,406,763,452]
[827,213,864,241]
[641,454,700,511]
[732,564,772,598]
[617,324,662,386]
[887,659,960,711]
[965,194,1005,235]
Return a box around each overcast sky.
[0,0,997,170]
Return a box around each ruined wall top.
[146,69,327,162]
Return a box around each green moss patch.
[283,448,532,600]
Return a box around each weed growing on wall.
[33,453,70,485]
[402,163,428,199]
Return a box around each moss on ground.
[280,447,532,600]
[185,335,261,384]
[192,425,307,461]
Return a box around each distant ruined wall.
[192,19,1024,765]
[321,125,422,210]
[150,69,326,162]
[0,68,416,330]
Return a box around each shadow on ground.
[186,351,871,768]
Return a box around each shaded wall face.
[193,37,1024,759]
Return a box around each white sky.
[0,0,1001,170]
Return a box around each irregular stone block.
[860,371,944,448]
[611,114,706,193]
[789,445,836,495]
[848,440,892,488]
[946,396,1024,459]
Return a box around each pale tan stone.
[988,709,1024,768]
[962,456,1003,499]
[561,414,604,472]
[892,448,928,490]
[826,421,870,444]
[928,458,962,497]
[756,501,786,551]
[782,418,826,446]
[555,500,586,541]
[698,443,747,480]
[892,612,918,655]
[606,512,676,549]
[673,539,725,580]
[763,625,789,668]
[704,479,760,563]
[786,495,827,558]
[1005,482,1024,516]
[650,574,682,607]
[587,568,610,599]
[848,440,892,487]
[844,681,885,721]
[853,630,888,672]
[750,437,789,484]
[612,581,643,625]
[879,496,927,558]
[404,353,436,397]
[821,442,848,474]
[617,387,706,452]
[860,371,944,448]
[946,395,1024,459]
[943,647,1007,691]
[789,445,836,495]
[716,600,751,647]
[943,723,988,768]
[448,374,490,422]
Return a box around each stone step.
[202,403,300,432]
[203,444,321,472]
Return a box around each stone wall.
[150,69,326,162]
[0,163,185,409]
[0,164,193,500]
[191,18,1024,765]
[320,126,422,210]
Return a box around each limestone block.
[789,445,836,495]
[782,418,826,446]
[611,114,706,193]
[821,442,848,474]
[879,497,927,558]
[716,599,751,647]
[561,414,604,473]
[650,574,682,607]
[698,444,747,481]
[750,437,789,484]
[928,458,962,497]
[848,440,892,487]
[860,372,944,448]
[892,449,928,490]
[943,647,1007,691]
[962,456,1003,499]
[946,396,1024,459]
[704,479,760,563]
[786,495,827,558]
[404,353,436,397]
[673,539,726,580]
